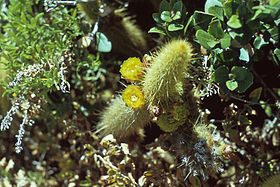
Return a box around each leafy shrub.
[150,0,280,93]
[0,0,103,152]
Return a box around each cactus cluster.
[96,39,195,137]
[96,38,235,181]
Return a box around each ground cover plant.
[0,0,280,186]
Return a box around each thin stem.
[251,68,280,101]
[55,0,96,5]
[229,95,277,106]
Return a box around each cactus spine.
[141,39,193,110]
[96,96,151,138]
[96,39,195,138]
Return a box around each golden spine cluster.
[142,39,193,110]
[96,96,151,138]
[260,174,280,187]
[77,1,101,24]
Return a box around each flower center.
[131,95,137,102]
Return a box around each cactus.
[78,2,149,57]
[96,95,151,138]
[77,1,101,24]
[261,174,280,187]
[141,39,193,110]
[100,8,149,57]
[97,39,196,138]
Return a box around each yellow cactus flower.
[122,85,145,110]
[120,57,143,82]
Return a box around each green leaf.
[180,2,188,21]
[273,48,280,65]
[229,31,244,40]
[173,1,183,12]
[227,15,242,29]
[95,32,112,53]
[231,66,248,81]
[221,34,231,49]
[274,18,280,25]
[249,87,262,102]
[208,6,224,21]
[265,105,272,117]
[212,65,229,83]
[148,26,166,35]
[270,0,280,5]
[172,11,182,20]
[239,48,250,62]
[161,11,173,22]
[269,27,279,41]
[226,80,238,91]
[249,9,263,21]
[168,23,184,31]
[196,29,217,49]
[205,0,222,12]
[274,48,280,59]
[212,48,223,54]
[208,19,224,39]
[253,37,269,50]
[30,12,44,28]
[160,0,171,12]
[208,40,220,48]
[223,0,239,18]
[260,101,272,117]
[35,12,44,23]
[20,11,27,25]
[236,71,253,93]
[152,13,163,23]
[193,11,214,31]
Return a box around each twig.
[251,68,280,101]
[229,95,277,106]
[52,0,96,5]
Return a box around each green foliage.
[0,0,109,153]
[95,32,112,53]
[0,0,106,111]
[211,65,253,92]
[74,53,105,85]
[149,0,190,37]
[150,0,280,93]
[197,0,279,92]
[0,0,82,96]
